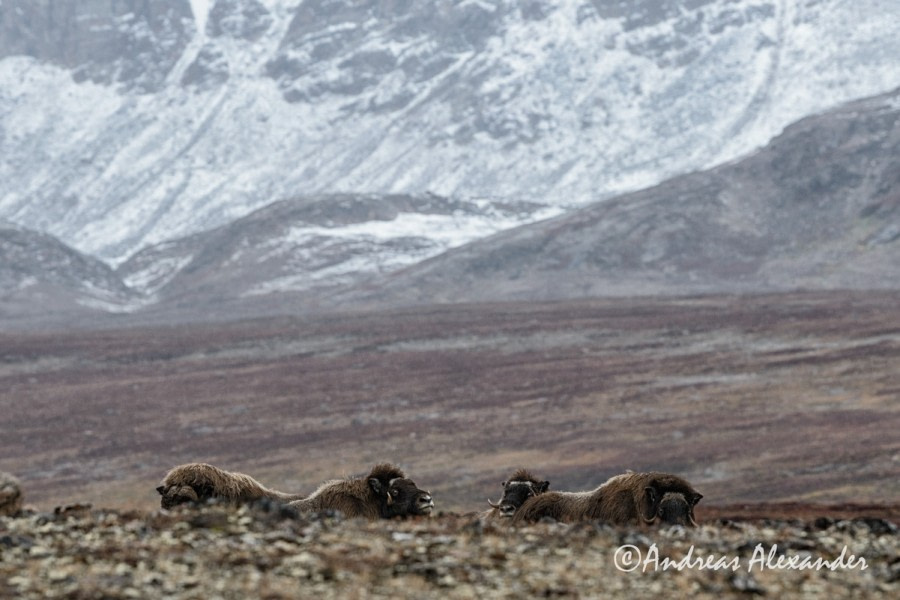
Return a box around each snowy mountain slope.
[342,86,900,305]
[1,0,899,269]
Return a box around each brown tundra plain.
[1,291,897,514]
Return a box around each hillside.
[115,193,549,305]
[0,223,140,322]
[350,86,900,305]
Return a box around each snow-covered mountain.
[2,0,899,272]
[4,83,895,329]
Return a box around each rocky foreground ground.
[1,502,897,599]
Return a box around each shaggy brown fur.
[288,463,433,520]
[157,463,305,509]
[0,471,23,517]
[483,468,550,521]
[512,471,702,527]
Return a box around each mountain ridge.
[1,85,898,328]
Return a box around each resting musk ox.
[0,471,23,517]
[157,463,305,509]
[512,471,702,527]
[288,463,434,520]
[483,468,550,520]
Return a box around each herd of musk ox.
[0,464,703,527]
[155,463,703,527]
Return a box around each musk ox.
[0,471,23,517]
[157,463,305,509]
[512,471,702,527]
[288,463,434,520]
[483,468,550,520]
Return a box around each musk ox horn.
[488,498,502,508]
[640,486,659,523]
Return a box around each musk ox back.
[513,471,702,527]
[288,463,433,520]
[484,468,550,520]
[587,472,702,526]
[157,463,305,509]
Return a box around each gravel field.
[1,502,897,599]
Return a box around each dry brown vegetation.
[0,291,898,515]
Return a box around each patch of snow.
[17,276,38,291]
[123,254,195,294]
[243,204,562,296]
[189,0,211,36]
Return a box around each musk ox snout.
[486,499,518,517]
[416,492,435,515]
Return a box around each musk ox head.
[367,464,434,518]
[639,474,702,527]
[157,484,200,510]
[656,491,701,527]
[488,469,550,518]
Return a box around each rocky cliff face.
[0,0,193,92]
